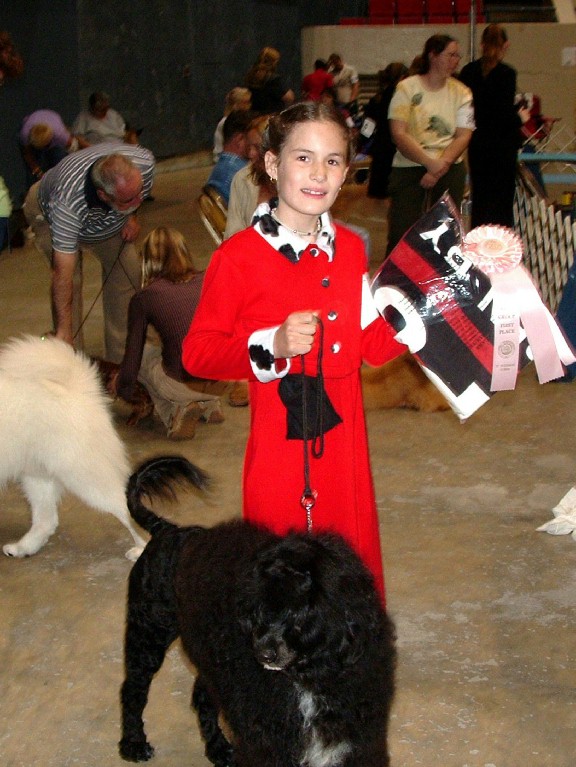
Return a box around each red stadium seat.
[370,0,395,13]
[426,0,455,20]
[369,14,395,23]
[396,0,427,18]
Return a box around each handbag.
[278,373,342,441]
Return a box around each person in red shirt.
[301,59,334,101]
[182,103,405,603]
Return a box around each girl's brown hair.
[140,227,197,286]
[419,34,457,74]
[262,101,354,165]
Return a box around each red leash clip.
[300,489,317,532]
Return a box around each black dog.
[119,455,396,767]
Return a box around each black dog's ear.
[258,538,319,600]
[339,617,369,666]
[264,558,313,602]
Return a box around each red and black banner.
[372,195,530,420]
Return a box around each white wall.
[302,23,576,133]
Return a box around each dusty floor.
[1,160,575,767]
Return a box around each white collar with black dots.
[252,201,335,263]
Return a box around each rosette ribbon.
[462,226,576,390]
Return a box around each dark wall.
[1,0,361,205]
[0,0,79,205]
[76,0,194,158]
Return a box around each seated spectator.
[206,110,251,205]
[213,87,252,162]
[19,109,89,188]
[301,59,334,101]
[219,114,274,410]
[224,114,275,239]
[113,227,226,440]
[72,91,127,145]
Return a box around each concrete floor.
[1,161,575,767]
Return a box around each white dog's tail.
[126,455,210,535]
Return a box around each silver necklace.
[271,210,321,238]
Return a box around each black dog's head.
[237,532,387,679]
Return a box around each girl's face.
[264,120,348,230]
[430,41,461,79]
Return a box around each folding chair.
[197,185,228,245]
[516,92,561,150]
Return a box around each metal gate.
[514,165,576,313]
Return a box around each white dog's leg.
[94,501,146,561]
[67,483,147,561]
[3,475,61,557]
[122,539,146,561]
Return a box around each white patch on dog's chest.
[297,687,352,767]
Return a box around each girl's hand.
[425,157,450,179]
[420,171,440,189]
[274,311,319,359]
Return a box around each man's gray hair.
[91,154,137,197]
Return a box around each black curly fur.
[126,454,210,536]
[119,455,396,767]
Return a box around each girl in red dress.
[182,103,404,601]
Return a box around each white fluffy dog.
[0,335,146,560]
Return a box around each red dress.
[182,216,403,600]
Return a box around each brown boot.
[199,399,225,424]
[168,402,202,440]
[228,381,249,407]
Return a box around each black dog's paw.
[118,737,155,762]
[211,743,236,767]
[203,732,236,767]
[213,754,236,767]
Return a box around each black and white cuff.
[248,327,291,383]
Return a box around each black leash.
[299,318,326,532]
[73,239,139,342]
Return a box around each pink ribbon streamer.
[490,270,522,390]
[463,226,576,390]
